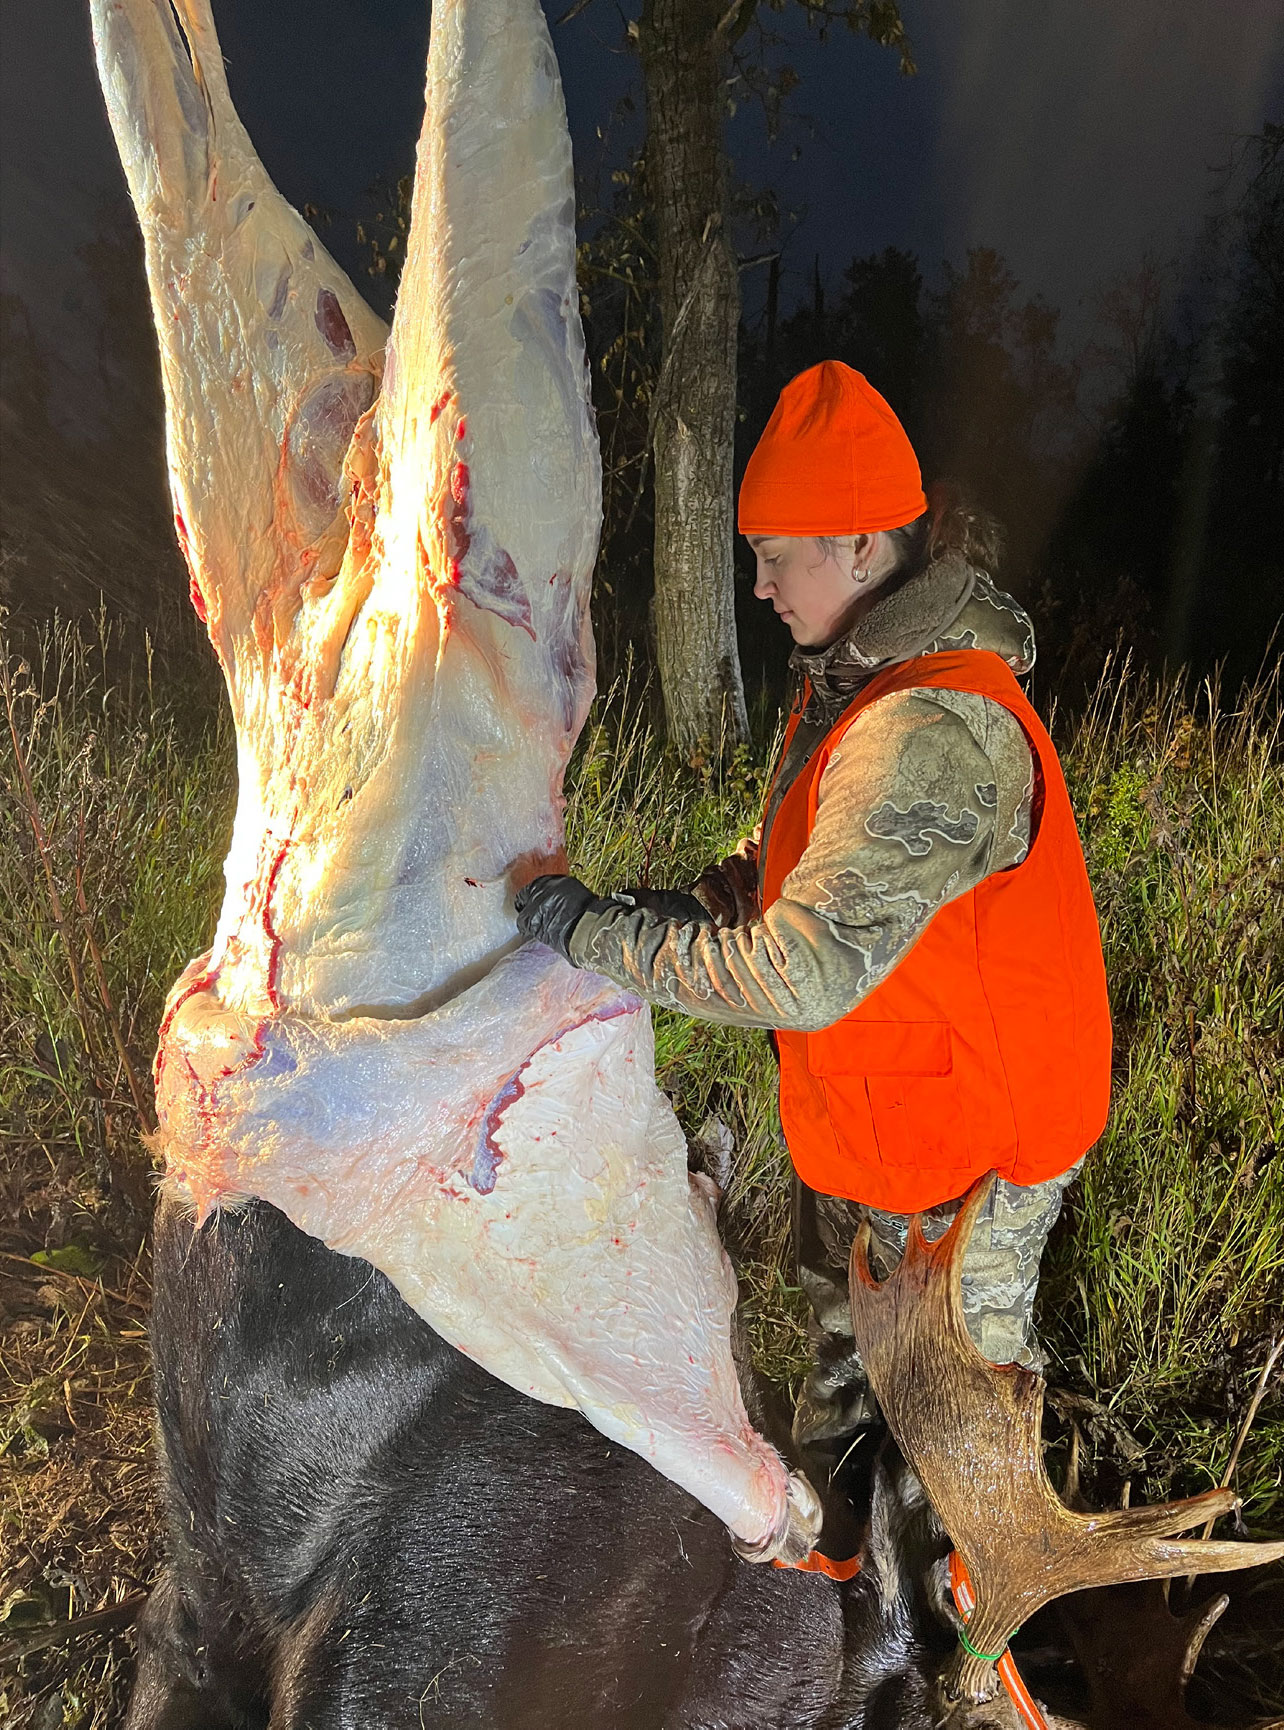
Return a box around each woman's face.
[748,535,871,647]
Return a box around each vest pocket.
[806,1022,971,1184]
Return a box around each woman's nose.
[753,564,774,600]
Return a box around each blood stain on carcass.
[443,462,471,581]
[429,388,454,423]
[468,996,638,1194]
[314,288,357,360]
[241,835,293,1012]
[154,957,220,1092]
[262,856,290,1009]
[267,266,291,321]
[174,508,208,623]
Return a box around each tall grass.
[1041,658,1284,1520]
[566,685,808,1378]
[2,622,1281,1613]
[1,617,232,1246]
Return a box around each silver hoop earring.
[852,567,869,585]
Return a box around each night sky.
[2,1,1282,436]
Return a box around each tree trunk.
[639,0,749,764]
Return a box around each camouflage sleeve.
[567,691,1035,1031]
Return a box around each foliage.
[719,0,913,138]
[1040,657,1284,1523]
[1,616,229,1728]
[575,144,662,684]
[354,173,414,300]
[0,614,232,1243]
[3,616,1282,1718]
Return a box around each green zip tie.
[957,1623,1014,1664]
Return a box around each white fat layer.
[92,0,790,1547]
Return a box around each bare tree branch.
[555,0,604,24]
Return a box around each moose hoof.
[730,1471,823,1566]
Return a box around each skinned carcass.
[90,0,816,1560]
[125,1194,941,1730]
[126,1182,1283,1728]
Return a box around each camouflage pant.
[791,1163,1082,1447]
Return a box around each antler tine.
[1177,1591,1230,1688]
[848,1173,1284,1705]
[1103,1530,1284,1583]
[1087,1486,1237,1538]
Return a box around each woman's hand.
[514,874,610,960]
[617,886,716,925]
[691,839,760,928]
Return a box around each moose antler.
[848,1174,1284,1704]
[1060,1582,1234,1730]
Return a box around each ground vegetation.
[2,616,1281,1724]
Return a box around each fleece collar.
[790,552,1035,721]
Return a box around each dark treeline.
[0,209,199,685]
[2,124,1279,716]
[586,120,1283,713]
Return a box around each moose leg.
[792,1168,1079,1448]
[791,1182,878,1449]
[124,1568,267,1730]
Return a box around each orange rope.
[776,1537,1049,1725]
[948,1552,1050,1730]
[772,1547,863,1581]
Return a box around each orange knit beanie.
[738,361,927,536]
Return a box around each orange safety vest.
[761,650,1112,1212]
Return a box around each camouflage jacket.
[568,552,1038,1032]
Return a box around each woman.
[516,361,1111,1460]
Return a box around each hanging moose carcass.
[91,0,817,1567]
[91,1,1284,1725]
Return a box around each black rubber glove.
[514,874,610,961]
[617,886,716,925]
